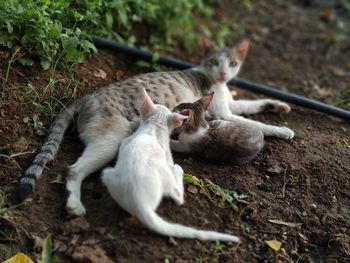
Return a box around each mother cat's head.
[199,40,250,84]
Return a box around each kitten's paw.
[173,164,184,176]
[264,101,291,114]
[66,195,86,216]
[174,196,184,206]
[277,127,295,139]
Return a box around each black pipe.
[93,37,350,121]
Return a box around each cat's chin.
[215,78,229,84]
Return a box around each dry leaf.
[168,236,178,246]
[298,232,310,242]
[115,70,125,80]
[187,185,198,194]
[268,219,302,228]
[50,173,64,184]
[265,239,282,251]
[321,8,336,23]
[93,68,107,79]
[3,253,34,263]
[230,90,238,97]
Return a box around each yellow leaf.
[230,90,238,97]
[3,253,34,263]
[265,240,282,251]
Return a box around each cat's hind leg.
[66,125,131,216]
[229,99,291,115]
[65,138,119,216]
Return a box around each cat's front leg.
[161,164,184,205]
[226,115,295,139]
[172,164,184,193]
[229,99,291,115]
[170,139,191,153]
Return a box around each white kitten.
[101,89,240,242]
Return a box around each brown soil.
[1,1,349,262]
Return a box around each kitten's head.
[200,40,249,84]
[140,89,188,131]
[173,92,214,133]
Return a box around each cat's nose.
[219,71,226,77]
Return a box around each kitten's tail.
[15,98,84,202]
[138,207,240,242]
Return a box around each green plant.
[240,223,251,235]
[0,0,224,69]
[21,68,80,129]
[39,234,56,263]
[2,47,20,88]
[183,157,194,165]
[0,190,21,217]
[211,240,226,254]
[287,174,299,186]
[183,173,249,211]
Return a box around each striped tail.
[15,100,83,202]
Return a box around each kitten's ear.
[234,39,250,61]
[140,88,155,115]
[180,109,193,125]
[171,113,189,128]
[197,92,214,111]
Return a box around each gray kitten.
[16,40,294,216]
[172,92,264,164]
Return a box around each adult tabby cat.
[172,92,264,164]
[16,40,294,216]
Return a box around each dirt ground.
[1,1,349,262]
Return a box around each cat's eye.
[209,59,219,66]
[230,61,238,67]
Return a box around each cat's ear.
[234,39,250,61]
[179,109,193,125]
[171,113,189,128]
[140,88,155,115]
[197,92,214,111]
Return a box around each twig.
[0,150,35,159]
[282,168,287,198]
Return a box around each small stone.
[62,217,90,235]
[302,211,307,217]
[187,185,198,194]
[311,203,317,209]
[96,227,107,235]
[267,165,284,175]
[71,245,113,263]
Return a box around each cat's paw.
[276,127,295,139]
[264,101,291,114]
[173,164,184,176]
[66,195,86,216]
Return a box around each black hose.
[92,37,350,121]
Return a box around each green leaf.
[19,57,34,66]
[40,60,51,70]
[6,21,13,34]
[39,234,56,263]
[106,12,113,30]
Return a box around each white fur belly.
[179,127,207,146]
